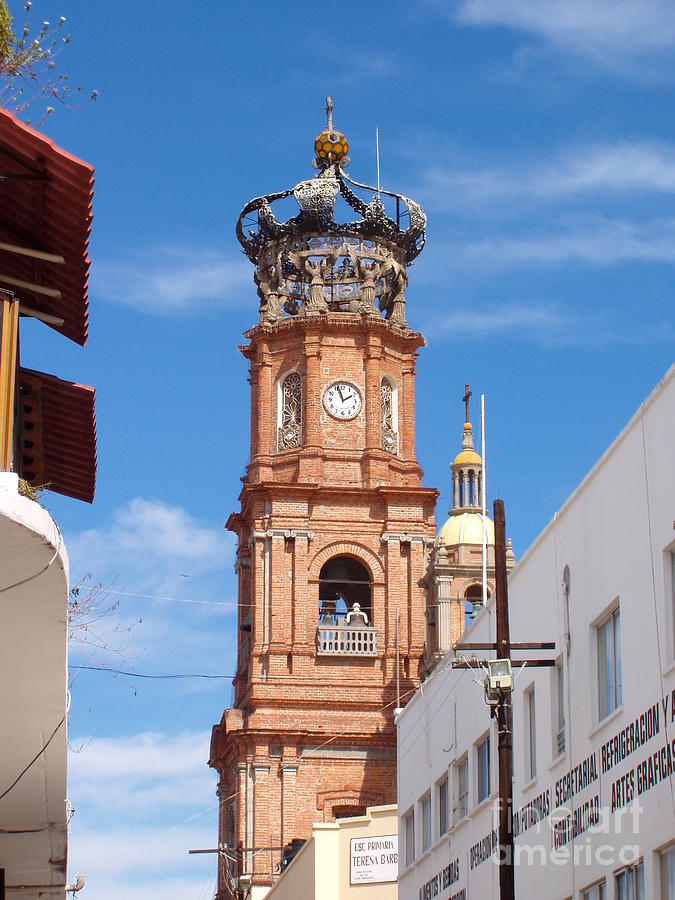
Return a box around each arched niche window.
[467,470,476,506]
[562,565,571,655]
[464,583,490,630]
[225,805,235,851]
[380,376,399,455]
[277,372,302,451]
[319,556,372,625]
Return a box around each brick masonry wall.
[210,313,439,898]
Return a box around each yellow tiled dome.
[453,448,482,467]
[435,512,494,548]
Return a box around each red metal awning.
[19,368,96,504]
[0,108,93,346]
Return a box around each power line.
[111,590,236,609]
[0,524,62,594]
[0,715,66,803]
[94,681,425,874]
[70,665,234,680]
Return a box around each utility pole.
[453,498,556,900]
[494,498,515,900]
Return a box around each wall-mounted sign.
[350,835,398,884]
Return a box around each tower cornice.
[240,312,426,356]
[231,480,440,509]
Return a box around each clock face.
[323,381,362,420]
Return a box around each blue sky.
[9,0,675,896]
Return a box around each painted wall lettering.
[470,829,498,869]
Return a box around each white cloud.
[67,730,220,892]
[72,874,218,900]
[65,498,236,661]
[341,49,398,80]
[424,300,564,338]
[69,730,214,813]
[422,295,671,347]
[449,216,675,266]
[421,142,675,207]
[451,0,675,61]
[69,823,217,878]
[67,497,232,585]
[93,247,250,315]
[70,729,212,782]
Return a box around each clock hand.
[337,386,346,402]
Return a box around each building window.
[438,777,448,837]
[616,860,645,899]
[553,658,565,757]
[277,372,302,450]
[597,606,622,720]
[456,756,468,820]
[404,808,415,867]
[525,686,536,781]
[476,735,491,803]
[380,377,398,454]
[421,793,431,852]
[662,845,675,900]
[583,882,605,900]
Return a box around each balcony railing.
[316,623,377,657]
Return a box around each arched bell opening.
[464,582,490,630]
[318,555,372,626]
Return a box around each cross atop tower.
[325,95,334,130]
[463,382,472,424]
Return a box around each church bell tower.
[209,99,438,899]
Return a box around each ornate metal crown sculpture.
[236,97,426,327]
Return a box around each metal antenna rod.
[396,609,400,710]
[376,126,381,197]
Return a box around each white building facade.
[0,473,71,897]
[398,364,675,900]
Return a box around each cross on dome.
[462,382,472,425]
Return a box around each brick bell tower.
[209,98,438,899]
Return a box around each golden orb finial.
[314,95,349,164]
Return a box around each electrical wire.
[97,679,428,874]
[82,670,437,875]
[397,663,470,758]
[0,522,63,594]
[70,665,234,680]
[0,714,66,803]
[96,798,222,870]
[111,590,236,609]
